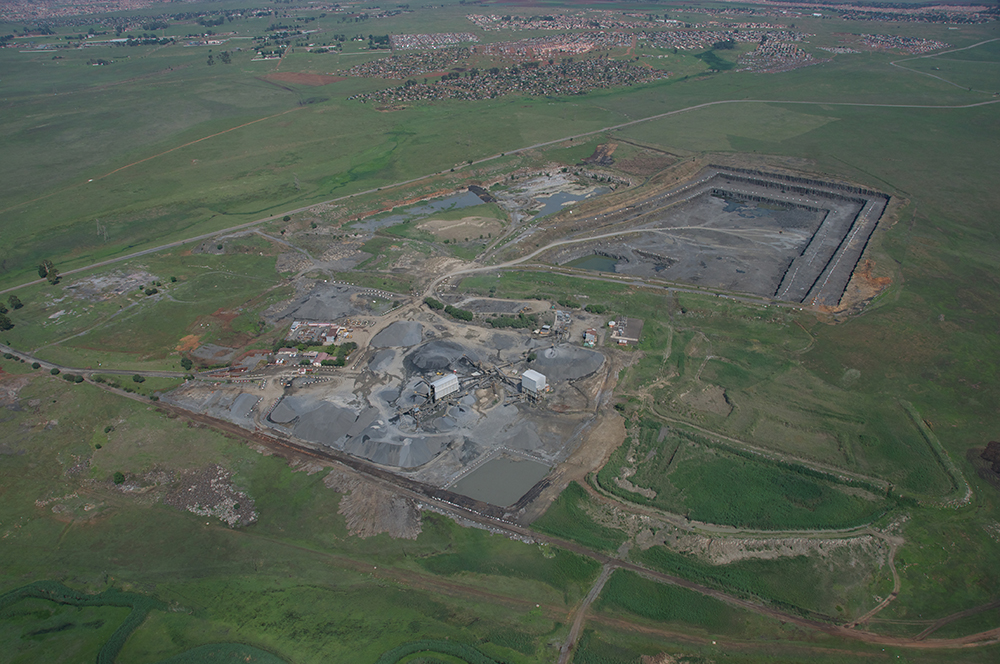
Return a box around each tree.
[38,259,53,279]
[180,357,193,371]
[0,304,6,314]
[7,295,22,309]
[0,313,13,331]
[46,266,60,285]
[113,471,125,484]
[132,374,145,383]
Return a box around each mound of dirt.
[324,469,421,539]
[163,464,256,528]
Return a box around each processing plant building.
[521,369,547,395]
[430,373,460,401]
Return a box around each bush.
[444,304,474,321]
[180,357,193,371]
[557,298,581,309]
[424,297,445,310]
[75,375,84,383]
[113,472,125,485]
[132,374,145,383]
[2,352,11,359]
[584,304,609,314]
[50,368,60,375]
[31,362,40,369]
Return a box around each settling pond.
[565,253,618,272]
[450,457,550,507]
[352,191,485,231]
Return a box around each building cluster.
[609,317,644,346]
[467,12,649,32]
[286,321,351,346]
[737,41,824,74]
[642,28,810,50]
[390,32,478,51]
[350,58,668,104]
[273,347,344,368]
[346,47,472,79]
[817,46,860,54]
[478,32,633,59]
[0,0,157,22]
[855,33,950,54]
[837,8,997,25]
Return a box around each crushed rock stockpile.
[407,339,479,372]
[371,321,423,348]
[528,344,603,381]
[272,283,397,322]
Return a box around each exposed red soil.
[176,335,201,353]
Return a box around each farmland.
[2,0,1000,662]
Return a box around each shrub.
[180,357,193,371]
[50,368,60,375]
[32,362,40,369]
[444,304,474,321]
[113,472,125,485]
[132,375,145,383]
[424,297,445,310]
[585,304,609,314]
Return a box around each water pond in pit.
[565,253,618,272]
[352,191,485,231]
[450,457,550,507]
[532,187,609,220]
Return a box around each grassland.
[597,422,890,530]
[0,373,585,663]
[2,0,1000,658]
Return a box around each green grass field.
[0,374,578,663]
[597,424,890,530]
[3,1,1000,657]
